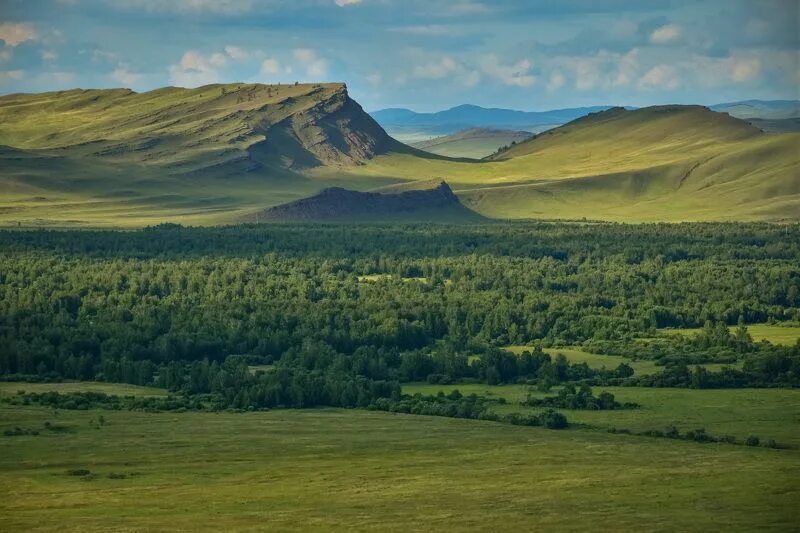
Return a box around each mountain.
[0,83,408,175]
[411,128,532,159]
[710,100,800,120]
[250,180,482,222]
[0,83,431,226]
[321,105,799,222]
[1,86,798,226]
[370,104,615,141]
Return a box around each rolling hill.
[0,83,430,226]
[317,105,800,221]
[0,85,798,225]
[411,128,532,158]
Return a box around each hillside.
[249,180,482,222]
[317,105,800,222]
[371,104,612,141]
[1,87,798,225]
[0,83,407,173]
[710,100,800,120]
[412,128,532,158]
[0,83,427,226]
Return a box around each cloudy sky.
[0,0,797,111]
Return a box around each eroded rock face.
[249,85,402,169]
[258,181,467,220]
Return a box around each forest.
[1,222,799,410]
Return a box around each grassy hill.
[0,87,798,225]
[0,83,433,226]
[411,128,532,158]
[318,105,799,221]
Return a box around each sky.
[0,0,797,112]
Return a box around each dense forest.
[1,223,799,405]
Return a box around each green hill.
[411,128,532,158]
[319,105,799,222]
[0,83,426,226]
[0,87,797,225]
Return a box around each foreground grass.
[1,403,798,531]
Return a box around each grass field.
[505,345,660,375]
[658,323,800,346]
[403,383,800,448]
[0,381,166,397]
[1,400,798,531]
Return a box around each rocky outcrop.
[254,180,478,221]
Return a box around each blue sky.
[0,0,797,111]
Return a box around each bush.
[745,435,760,447]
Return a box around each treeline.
[1,224,798,391]
[524,384,639,410]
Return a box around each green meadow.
[403,383,800,448]
[658,323,800,346]
[504,345,661,375]
[1,391,798,531]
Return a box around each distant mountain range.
[371,100,800,141]
[370,104,616,141]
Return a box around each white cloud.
[730,57,761,82]
[169,50,221,87]
[650,24,681,45]
[479,55,536,87]
[335,0,362,5]
[42,50,57,61]
[613,48,639,86]
[260,58,282,75]
[224,45,248,61]
[293,48,328,79]
[0,23,36,47]
[122,0,254,14]
[113,65,142,86]
[546,70,565,92]
[168,46,252,87]
[0,70,24,84]
[413,56,458,79]
[0,49,11,63]
[638,64,679,89]
[389,25,454,36]
[366,72,382,86]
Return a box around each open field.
[403,383,800,447]
[658,323,800,346]
[1,402,798,531]
[0,381,166,397]
[505,345,660,375]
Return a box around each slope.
[0,83,426,226]
[249,180,483,222]
[316,105,799,221]
[412,128,532,159]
